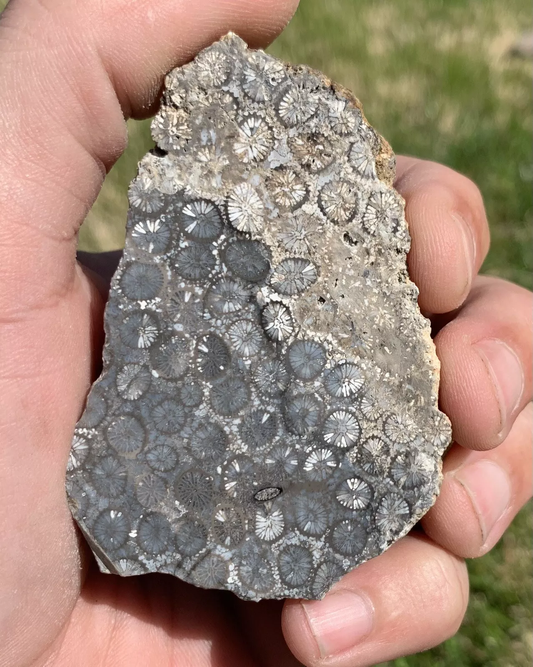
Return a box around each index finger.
[395,156,491,314]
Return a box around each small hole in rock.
[343,232,358,247]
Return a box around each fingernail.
[473,338,524,431]
[452,212,476,295]
[454,460,512,544]
[301,590,374,658]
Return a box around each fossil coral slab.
[66,33,451,601]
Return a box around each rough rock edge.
[71,32,450,598]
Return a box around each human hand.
[282,157,532,665]
[0,2,531,667]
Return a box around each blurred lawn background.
[79,2,533,665]
[2,0,530,664]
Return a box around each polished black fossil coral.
[66,33,451,601]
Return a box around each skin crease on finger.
[0,1,300,665]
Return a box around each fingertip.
[423,467,488,558]
[472,338,525,436]
[282,537,469,667]
[435,278,531,450]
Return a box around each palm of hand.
[54,564,293,665]
[0,1,531,666]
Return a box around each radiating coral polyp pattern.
[66,34,451,601]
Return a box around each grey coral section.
[66,33,451,601]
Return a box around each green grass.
[2,0,531,664]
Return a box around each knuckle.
[440,174,482,219]
[419,165,487,234]
[455,179,487,230]
[455,172,484,210]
